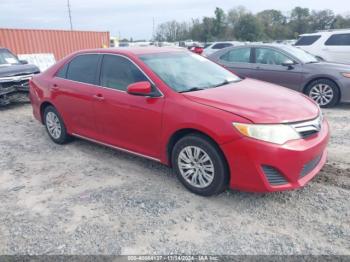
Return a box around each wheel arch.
[303,76,341,102]
[166,128,229,170]
[303,77,341,93]
[39,101,55,124]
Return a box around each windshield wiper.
[213,79,236,87]
[179,87,205,93]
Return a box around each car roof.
[300,29,350,36]
[211,41,241,44]
[222,43,290,49]
[75,47,185,56]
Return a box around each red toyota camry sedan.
[29,47,329,196]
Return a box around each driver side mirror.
[282,59,295,68]
[127,81,152,96]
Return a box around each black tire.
[43,106,71,144]
[171,133,229,196]
[305,79,340,108]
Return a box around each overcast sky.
[1,0,349,39]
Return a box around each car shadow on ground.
[334,102,350,110]
[69,135,343,203]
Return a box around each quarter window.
[295,35,321,46]
[56,63,68,78]
[255,48,290,65]
[325,33,350,46]
[100,55,148,91]
[220,48,251,63]
[66,54,100,84]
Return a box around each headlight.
[341,72,350,78]
[233,122,301,145]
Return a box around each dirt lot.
[0,103,349,255]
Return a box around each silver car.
[208,44,350,107]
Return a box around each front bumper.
[221,119,329,192]
[0,78,31,106]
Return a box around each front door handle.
[93,94,104,101]
[52,83,59,90]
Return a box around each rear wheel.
[171,134,229,196]
[305,79,339,108]
[43,106,71,144]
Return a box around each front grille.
[0,80,29,91]
[300,154,322,178]
[290,115,322,139]
[262,165,288,186]
[299,130,319,139]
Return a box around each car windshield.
[139,52,240,92]
[280,45,318,63]
[0,49,20,66]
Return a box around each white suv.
[202,41,244,57]
[295,29,350,64]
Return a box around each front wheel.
[171,134,229,196]
[305,79,339,108]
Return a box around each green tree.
[154,6,350,43]
[289,7,311,37]
[310,9,335,31]
[234,13,263,41]
[202,17,215,42]
[213,7,226,39]
[226,6,248,39]
[331,15,350,29]
[257,9,289,40]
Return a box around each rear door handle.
[93,94,104,101]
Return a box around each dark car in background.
[208,44,350,107]
[0,48,40,106]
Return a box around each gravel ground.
[0,103,349,255]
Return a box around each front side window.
[212,43,233,49]
[279,45,318,63]
[325,33,350,46]
[66,54,100,85]
[100,55,148,91]
[0,49,20,65]
[295,35,321,46]
[255,48,290,65]
[140,52,240,93]
[220,48,251,63]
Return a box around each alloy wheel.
[309,83,334,106]
[177,146,215,188]
[46,111,62,139]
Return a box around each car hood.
[0,64,40,78]
[183,78,319,124]
[304,61,350,72]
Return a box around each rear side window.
[220,48,251,63]
[66,54,100,85]
[325,33,350,46]
[295,35,321,46]
[100,55,148,91]
[212,43,233,49]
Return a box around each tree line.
[154,6,350,42]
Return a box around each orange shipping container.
[0,28,110,60]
